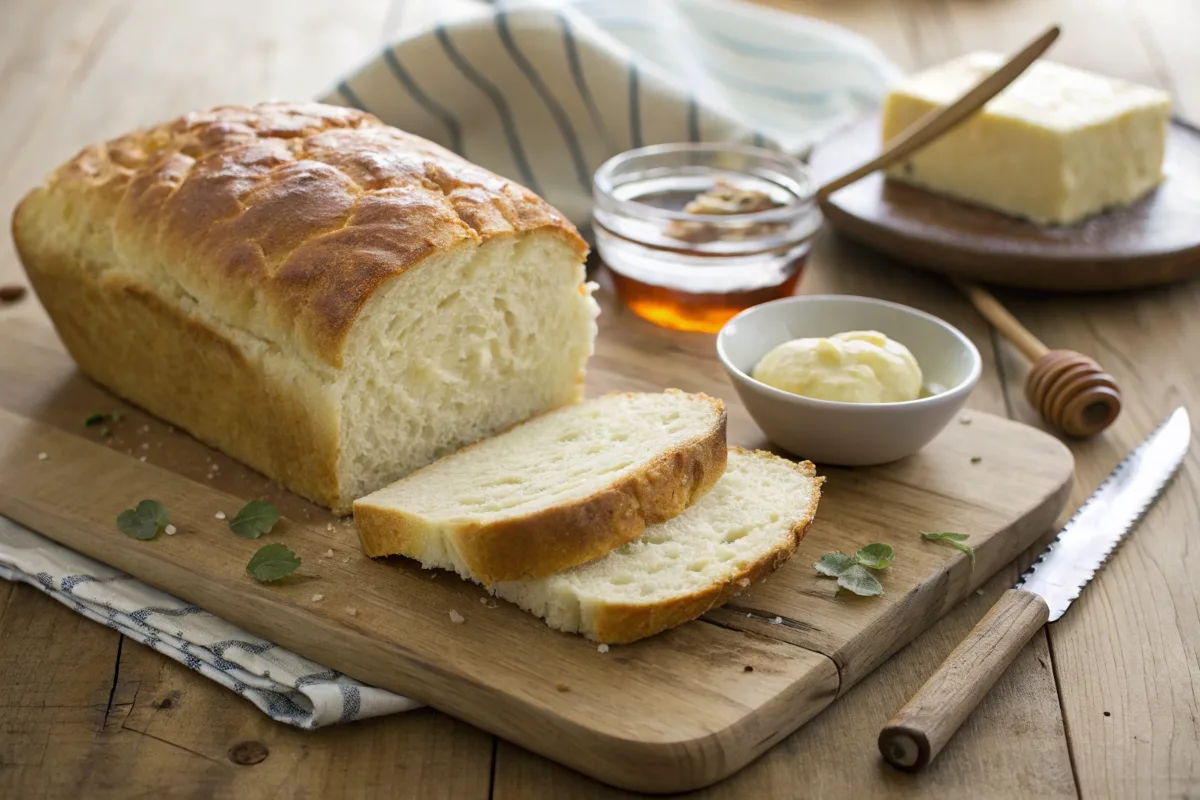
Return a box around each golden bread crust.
[353,392,729,584]
[15,101,587,369]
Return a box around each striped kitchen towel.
[324,0,901,225]
[0,517,420,727]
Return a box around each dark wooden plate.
[810,113,1200,292]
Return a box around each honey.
[592,143,821,334]
[607,258,806,333]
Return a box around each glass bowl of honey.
[592,143,822,333]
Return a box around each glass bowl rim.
[592,142,818,228]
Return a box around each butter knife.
[879,407,1191,771]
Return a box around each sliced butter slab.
[882,52,1172,225]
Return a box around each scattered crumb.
[210,464,219,471]
[1103,711,1111,717]
[744,665,754,672]
[971,456,982,464]
[448,610,465,624]
[341,557,349,564]
[480,597,489,605]
[322,549,334,558]
[37,452,48,461]
[597,644,610,654]
[347,607,358,617]
[215,511,226,520]
[311,593,325,603]
[141,425,150,433]
[139,456,147,463]
[746,612,752,618]
[770,616,783,625]
[0,284,28,303]
[165,524,177,536]
[326,523,334,532]
[140,442,149,450]
[975,588,984,596]
[959,417,973,425]
[736,578,749,588]
[556,682,570,693]
[428,572,438,579]
[341,517,353,526]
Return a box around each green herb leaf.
[228,500,280,539]
[920,531,975,564]
[246,543,301,582]
[854,543,894,570]
[837,564,884,596]
[116,499,169,540]
[814,552,854,577]
[84,411,122,428]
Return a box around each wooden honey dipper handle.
[956,282,1122,438]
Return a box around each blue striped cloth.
[324,0,901,225]
[0,517,419,727]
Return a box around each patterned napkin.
[0,0,899,728]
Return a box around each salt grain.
[140,443,149,450]
[770,616,783,625]
[215,511,226,520]
[139,456,147,463]
[449,610,465,624]
[312,594,325,603]
[322,549,334,558]
[165,524,177,536]
[37,452,47,461]
[342,557,349,564]
[141,425,149,433]
[347,607,358,617]
[597,644,610,654]
[326,523,334,532]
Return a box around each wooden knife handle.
[878,589,1050,771]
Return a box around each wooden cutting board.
[0,310,1073,794]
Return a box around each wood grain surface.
[0,0,1197,797]
[0,315,1071,792]
[811,114,1200,292]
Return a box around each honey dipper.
[956,282,1121,437]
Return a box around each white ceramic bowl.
[716,295,982,466]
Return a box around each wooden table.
[0,0,1196,797]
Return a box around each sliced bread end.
[494,448,823,643]
[353,390,728,584]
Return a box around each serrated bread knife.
[878,407,1191,771]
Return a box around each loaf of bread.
[13,102,599,512]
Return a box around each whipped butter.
[752,331,923,404]
[881,52,1172,225]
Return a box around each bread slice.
[493,448,823,643]
[353,390,727,584]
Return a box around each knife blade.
[1017,406,1190,620]
[879,407,1191,771]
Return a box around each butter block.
[882,53,1172,225]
